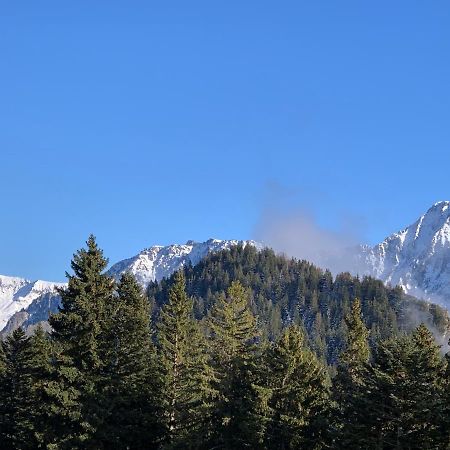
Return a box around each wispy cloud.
[253,183,368,275]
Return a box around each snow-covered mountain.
[361,201,450,306]
[0,239,260,332]
[107,238,261,287]
[0,275,64,331]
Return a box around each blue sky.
[1,1,449,281]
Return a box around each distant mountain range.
[0,202,449,333]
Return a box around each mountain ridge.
[1,201,450,333]
[107,238,262,287]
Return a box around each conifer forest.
[1,237,449,449]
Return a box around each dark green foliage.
[0,326,52,449]
[337,299,371,372]
[0,334,5,374]
[47,234,116,449]
[99,272,161,449]
[1,241,449,449]
[443,343,450,448]
[263,325,332,449]
[364,325,447,449]
[409,324,446,446]
[29,325,54,448]
[0,328,36,449]
[148,245,449,364]
[157,271,214,448]
[333,299,372,449]
[207,281,265,449]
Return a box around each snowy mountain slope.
[362,201,450,305]
[0,275,65,331]
[107,238,262,287]
[1,239,261,332]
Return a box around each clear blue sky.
[1,1,449,281]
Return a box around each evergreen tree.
[207,280,264,449]
[99,272,161,449]
[0,337,6,435]
[0,328,36,449]
[157,270,213,448]
[0,241,449,449]
[47,235,115,449]
[264,325,331,449]
[0,338,5,374]
[442,341,450,448]
[29,325,54,448]
[410,324,446,447]
[368,324,446,449]
[334,298,371,449]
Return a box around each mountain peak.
[429,200,450,213]
[107,238,260,288]
[432,199,450,205]
[364,202,450,305]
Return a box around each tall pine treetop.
[46,236,116,448]
[64,234,111,287]
[157,269,214,447]
[265,325,331,449]
[341,298,370,368]
[50,234,115,345]
[208,280,258,360]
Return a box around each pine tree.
[157,270,214,448]
[0,328,36,449]
[369,335,418,449]
[99,272,161,449]
[207,280,264,449]
[442,341,450,448]
[334,298,372,449]
[0,337,6,436]
[29,325,54,448]
[410,324,446,447]
[368,324,446,449]
[264,325,331,449]
[47,235,115,449]
[0,339,5,374]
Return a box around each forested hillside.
[1,237,450,449]
[148,244,449,364]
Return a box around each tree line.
[0,236,449,449]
